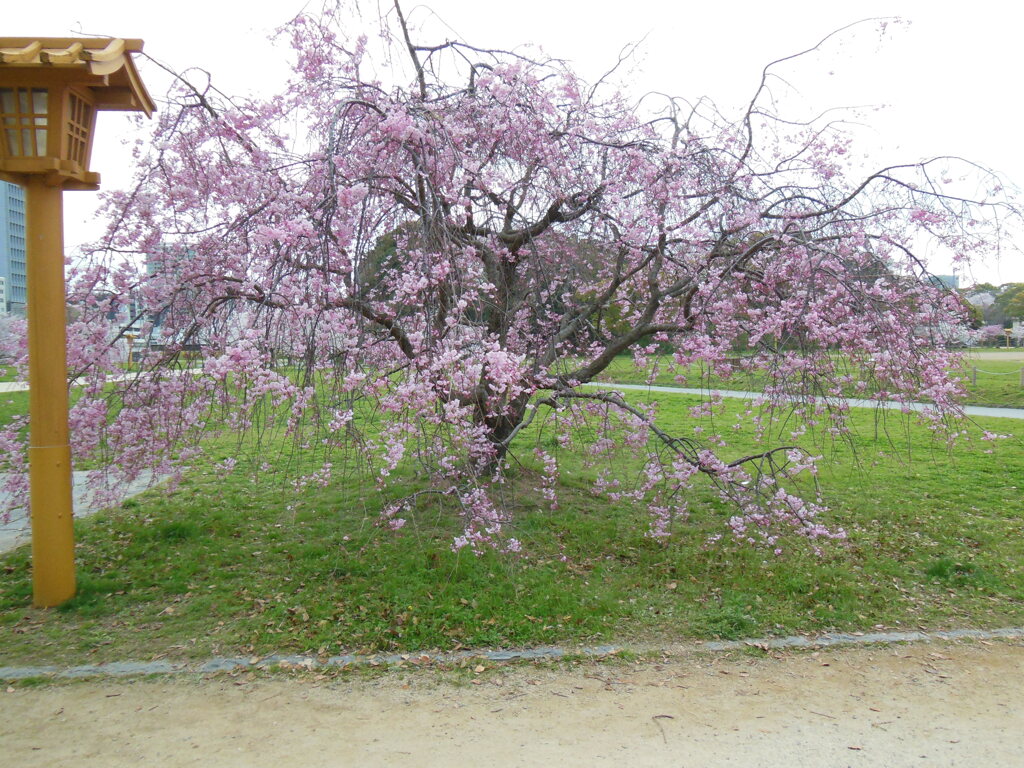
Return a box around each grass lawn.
[957,358,1024,407]
[1,388,1022,667]
[0,390,28,425]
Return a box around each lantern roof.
[0,38,155,117]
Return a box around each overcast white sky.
[5,0,1023,285]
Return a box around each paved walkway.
[7,377,1022,419]
[584,382,1024,420]
[0,368,203,394]
[0,470,163,554]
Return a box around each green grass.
[2,389,1022,666]
[0,390,28,426]
[957,358,1024,407]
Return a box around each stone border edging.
[2,627,1022,681]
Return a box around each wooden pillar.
[25,175,75,607]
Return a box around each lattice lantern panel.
[0,86,49,158]
[63,89,95,170]
[0,85,96,174]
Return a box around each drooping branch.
[41,3,1017,553]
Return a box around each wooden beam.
[40,43,84,65]
[81,39,126,63]
[0,38,144,53]
[0,41,43,64]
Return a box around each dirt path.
[967,349,1024,361]
[2,641,1022,767]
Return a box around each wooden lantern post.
[0,38,154,606]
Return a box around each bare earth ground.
[968,349,1024,361]
[2,642,1022,767]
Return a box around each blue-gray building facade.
[0,180,27,313]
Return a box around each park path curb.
[3,627,1022,682]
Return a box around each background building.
[931,274,960,290]
[0,180,27,314]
